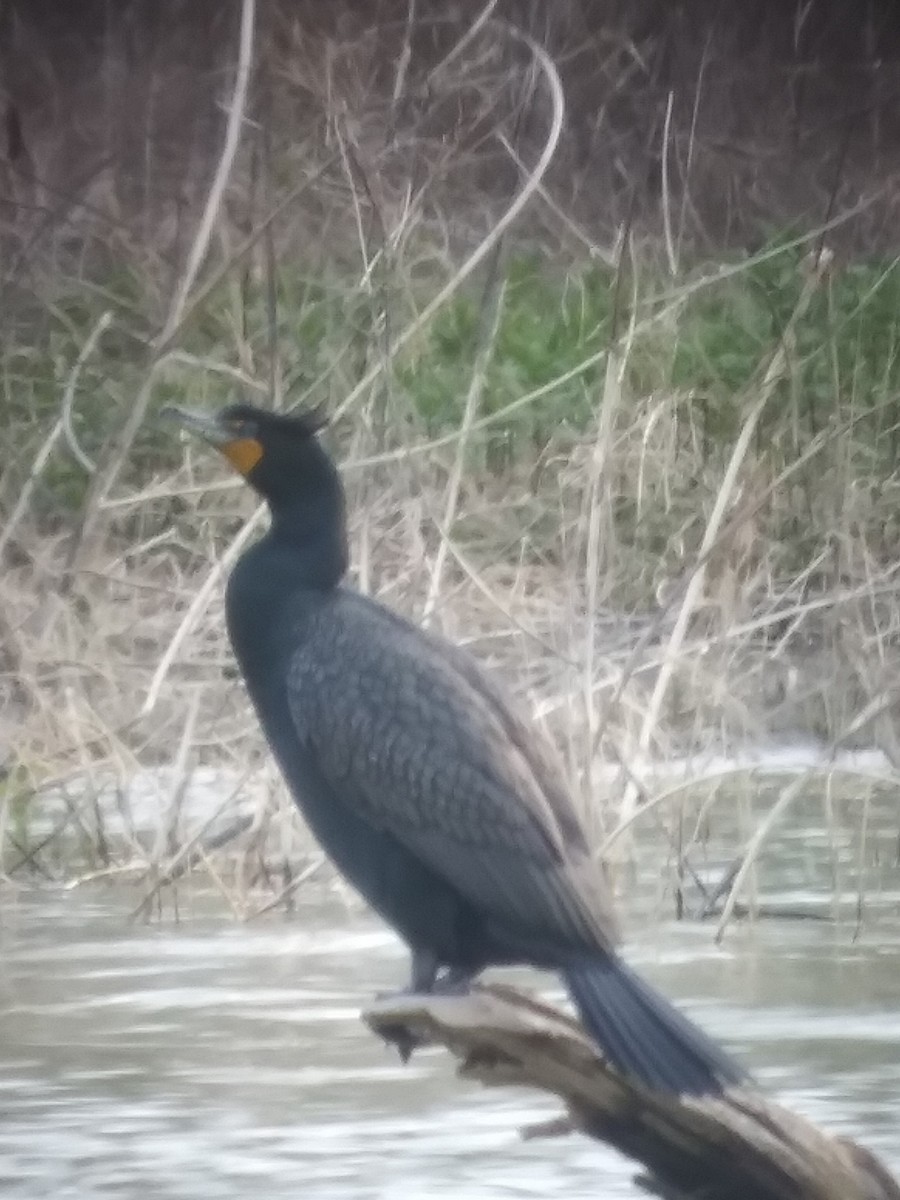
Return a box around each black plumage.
[166,401,746,1095]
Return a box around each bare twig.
[142,18,565,712]
[422,280,506,624]
[615,249,835,831]
[67,0,257,567]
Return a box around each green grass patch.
[5,237,900,569]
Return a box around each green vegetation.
[6,235,900,884]
[7,240,900,541]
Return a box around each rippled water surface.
[2,815,900,1197]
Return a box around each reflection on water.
[2,784,900,1198]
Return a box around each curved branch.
[142,18,563,713]
[363,986,899,1200]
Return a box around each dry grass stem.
[3,9,900,952]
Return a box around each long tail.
[563,956,746,1095]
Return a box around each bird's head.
[164,401,348,584]
[163,401,333,504]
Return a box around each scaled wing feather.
[286,593,618,953]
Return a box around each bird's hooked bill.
[160,405,234,446]
[161,405,264,475]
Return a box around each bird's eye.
[227,417,255,438]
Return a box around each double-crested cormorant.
[166,402,745,1095]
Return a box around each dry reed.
[1,5,899,938]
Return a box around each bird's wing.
[285,593,618,952]
[422,632,594,854]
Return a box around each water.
[1,876,899,1199]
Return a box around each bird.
[164,400,746,1095]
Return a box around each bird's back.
[281,587,621,960]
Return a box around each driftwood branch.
[363,985,899,1200]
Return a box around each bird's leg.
[374,948,440,1063]
[374,948,439,1001]
[409,947,440,994]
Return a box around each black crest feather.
[222,401,330,438]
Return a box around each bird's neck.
[267,494,349,590]
[226,514,346,696]
[255,441,349,591]
[225,465,349,692]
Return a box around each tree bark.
[363,985,900,1200]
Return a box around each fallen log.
[363,985,900,1200]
